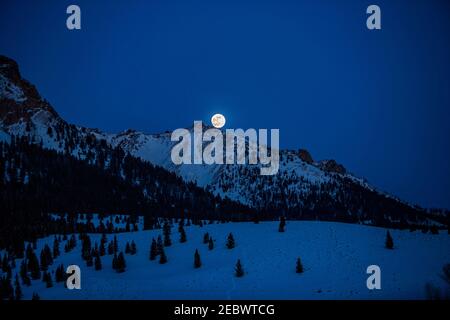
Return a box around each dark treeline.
[0,137,254,254]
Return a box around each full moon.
[211,113,226,128]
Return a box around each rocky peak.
[318,159,347,175]
[298,149,314,164]
[0,55,60,127]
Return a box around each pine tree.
[235,259,244,277]
[159,247,168,264]
[208,237,214,250]
[163,222,172,247]
[430,226,439,235]
[107,241,114,255]
[0,276,14,300]
[43,272,53,288]
[278,216,286,232]
[179,227,187,243]
[178,219,185,233]
[296,257,304,274]
[194,249,201,268]
[94,255,102,271]
[203,232,210,244]
[81,234,92,260]
[39,249,48,271]
[32,292,40,300]
[125,242,131,254]
[226,233,235,249]
[116,252,126,273]
[46,272,53,288]
[1,254,8,272]
[130,241,137,255]
[99,242,106,256]
[149,238,158,260]
[112,253,118,270]
[101,233,107,246]
[156,235,164,254]
[14,274,22,300]
[53,237,60,258]
[19,260,31,286]
[86,251,93,267]
[55,264,65,282]
[385,230,394,249]
[28,251,41,280]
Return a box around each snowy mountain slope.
[3,219,449,300]
[0,55,438,227]
[104,128,428,227]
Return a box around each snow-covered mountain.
[0,55,438,227]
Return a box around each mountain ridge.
[0,55,441,228]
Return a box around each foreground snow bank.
[12,221,450,299]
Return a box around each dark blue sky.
[1,0,449,208]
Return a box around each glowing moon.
[211,113,226,128]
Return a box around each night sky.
[1,0,449,208]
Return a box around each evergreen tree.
[149,238,158,261]
[69,235,77,250]
[203,232,210,244]
[179,227,187,243]
[130,241,137,255]
[112,253,118,270]
[55,264,65,282]
[107,241,114,255]
[94,255,102,271]
[86,251,93,267]
[99,241,106,256]
[5,264,12,280]
[296,257,304,274]
[19,260,31,286]
[14,274,22,300]
[125,242,131,254]
[163,222,172,247]
[32,292,40,300]
[159,247,168,264]
[44,272,53,288]
[208,237,214,250]
[235,259,244,277]
[156,235,164,254]
[28,251,41,280]
[0,276,14,300]
[116,252,126,273]
[385,230,394,249]
[81,234,92,260]
[101,233,107,246]
[1,254,8,272]
[226,233,235,249]
[194,249,201,268]
[278,216,286,232]
[178,219,185,233]
[430,226,439,235]
[53,237,60,258]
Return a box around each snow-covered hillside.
[4,220,449,300]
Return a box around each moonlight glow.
[211,114,226,128]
